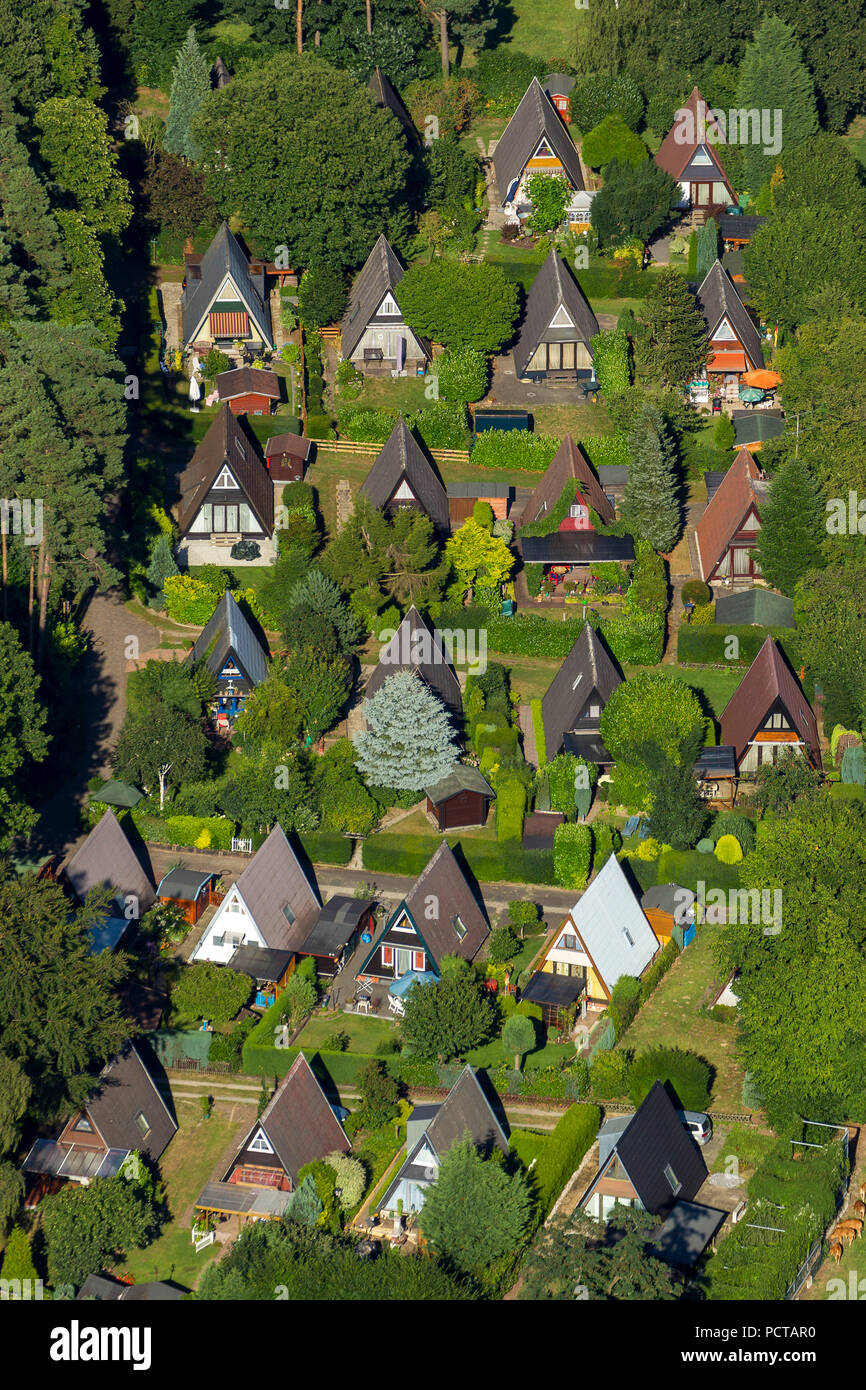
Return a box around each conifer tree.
[753,455,826,595]
[638,269,706,388]
[164,27,211,162]
[146,534,180,608]
[353,670,460,790]
[736,17,818,196]
[623,404,681,552]
[696,218,719,281]
[0,1225,38,1285]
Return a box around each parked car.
[678,1110,713,1145]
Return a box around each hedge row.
[581,434,629,470]
[361,833,555,885]
[531,1104,601,1215]
[469,430,559,471]
[133,811,236,852]
[496,778,527,842]
[677,624,800,667]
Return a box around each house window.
[382,946,394,967]
[212,934,226,947]
[234,439,247,461]
[214,466,237,489]
[589,703,601,717]
[249,1128,274,1154]
[134,1111,151,1138]
[664,1164,682,1196]
[378,294,401,315]
[413,950,425,971]
[622,927,634,947]
[282,904,295,926]
[569,504,587,521]
[560,934,577,951]
[453,916,467,941]
[73,1115,93,1133]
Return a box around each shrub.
[591,821,620,868]
[582,434,630,470]
[488,924,521,965]
[161,814,236,852]
[628,1046,711,1111]
[590,328,630,396]
[691,602,715,625]
[323,1151,366,1209]
[570,73,643,132]
[172,962,251,1024]
[508,899,541,935]
[715,833,743,864]
[436,346,489,403]
[553,823,592,888]
[697,837,714,853]
[589,1048,630,1098]
[840,744,866,785]
[410,400,470,450]
[305,413,335,440]
[337,405,395,443]
[709,812,756,854]
[524,563,544,598]
[677,624,800,667]
[530,1104,600,1215]
[681,579,711,606]
[202,347,231,380]
[470,430,559,471]
[323,1030,350,1053]
[361,834,555,886]
[608,975,642,1038]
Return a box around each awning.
[209,311,249,338]
[741,369,780,388]
[707,350,746,373]
[388,970,437,998]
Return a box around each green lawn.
[710,1123,776,1175]
[294,1012,398,1055]
[504,0,585,59]
[111,1099,250,1291]
[466,1033,575,1071]
[620,920,748,1113]
[623,663,743,724]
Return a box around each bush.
[681,579,711,606]
[508,899,541,935]
[591,821,620,869]
[470,430,559,471]
[488,924,521,965]
[697,837,714,853]
[582,434,630,470]
[608,975,642,1037]
[589,1048,630,1098]
[172,962,252,1024]
[530,1104,601,1215]
[436,346,489,403]
[410,399,470,450]
[714,834,743,864]
[524,563,544,598]
[570,73,643,133]
[638,940,679,1005]
[628,1046,711,1111]
[709,812,756,854]
[496,777,526,842]
[553,823,592,888]
[154,814,236,852]
[305,413,335,440]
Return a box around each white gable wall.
[192,885,265,963]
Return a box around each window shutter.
[413,951,425,971]
[382,946,394,966]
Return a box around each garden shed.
[425,764,494,830]
[157,867,218,926]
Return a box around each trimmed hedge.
[361,833,555,885]
[628,1045,711,1111]
[496,778,526,842]
[677,624,800,667]
[469,430,559,471]
[553,822,592,889]
[530,1104,600,1215]
[133,811,236,851]
[581,433,630,470]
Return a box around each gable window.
[214,466,237,489]
[559,933,577,951]
[550,304,574,330]
[73,1114,94,1133]
[569,504,587,521]
[692,146,713,166]
[381,946,394,967]
[134,1111,151,1138]
[589,703,601,717]
[378,293,401,316]
[453,915,467,941]
[248,1128,274,1154]
[664,1164,682,1196]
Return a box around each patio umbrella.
[188,375,201,412]
[388,970,437,998]
[741,369,781,388]
[738,386,765,404]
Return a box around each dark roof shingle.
[518,436,614,529]
[341,235,431,361]
[401,841,489,965]
[188,589,269,687]
[83,1042,177,1162]
[177,404,274,537]
[364,605,462,716]
[64,809,155,913]
[513,250,599,376]
[720,637,821,767]
[359,418,449,532]
[249,1052,350,1184]
[695,260,763,369]
[493,78,584,200]
[540,623,622,762]
[181,221,272,346]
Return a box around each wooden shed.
[216,367,281,417]
[425,765,494,831]
[156,867,218,926]
[264,432,313,482]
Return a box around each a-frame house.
[356,841,489,985]
[720,637,821,775]
[493,77,591,228]
[654,86,735,215]
[540,622,622,766]
[695,259,763,379]
[188,589,269,721]
[64,808,156,917]
[513,249,599,382]
[175,403,275,566]
[341,234,431,376]
[182,221,273,352]
[695,446,767,584]
[364,604,462,718]
[359,417,450,534]
[368,67,420,150]
[518,436,615,532]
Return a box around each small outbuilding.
[157,867,218,926]
[299,896,376,978]
[227,944,295,1007]
[425,764,494,831]
[216,367,281,416]
[264,432,313,482]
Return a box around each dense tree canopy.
[397,261,519,352]
[418,1136,532,1276]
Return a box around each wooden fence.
[313,437,471,464]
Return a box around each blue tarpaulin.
[388,971,438,997]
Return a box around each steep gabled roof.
[341,235,431,360]
[570,855,659,996]
[513,250,599,376]
[215,367,281,401]
[368,68,420,148]
[426,1065,508,1155]
[188,589,269,687]
[541,623,622,762]
[401,841,489,966]
[181,221,272,346]
[82,1041,177,1162]
[359,418,450,532]
[64,809,155,913]
[695,260,763,369]
[655,87,732,189]
[720,638,821,767]
[694,447,765,581]
[229,824,321,951]
[241,1053,350,1185]
[493,78,584,200]
[612,1081,708,1215]
[177,403,274,537]
[364,604,462,715]
[518,435,614,529]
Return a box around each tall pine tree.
[353,670,459,790]
[638,269,706,388]
[735,17,818,197]
[753,454,826,595]
[164,27,211,162]
[623,403,681,553]
[696,217,719,280]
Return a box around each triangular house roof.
[493,77,585,202]
[364,605,462,716]
[358,841,489,976]
[181,221,272,347]
[79,1041,177,1163]
[359,418,450,533]
[695,260,763,370]
[64,809,155,914]
[176,403,274,538]
[188,589,269,688]
[518,435,614,530]
[655,87,733,192]
[380,1065,508,1210]
[230,1053,350,1186]
[540,623,622,762]
[569,855,660,998]
[203,824,321,953]
[694,447,766,582]
[719,637,821,768]
[513,250,599,376]
[341,234,431,361]
[368,67,420,148]
[591,1081,708,1216]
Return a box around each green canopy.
[89,780,144,809]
